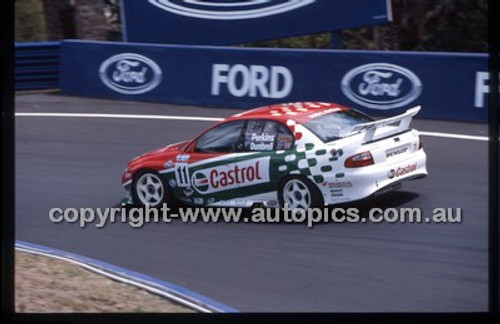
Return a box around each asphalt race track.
[15,93,488,312]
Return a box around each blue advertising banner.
[60,40,488,122]
[121,0,392,45]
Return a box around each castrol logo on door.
[191,157,270,194]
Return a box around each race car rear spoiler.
[344,106,421,144]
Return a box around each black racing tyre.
[278,176,324,209]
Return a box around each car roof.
[225,102,350,125]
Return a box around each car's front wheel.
[132,170,173,207]
[278,176,323,209]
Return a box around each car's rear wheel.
[278,177,323,209]
[132,170,173,207]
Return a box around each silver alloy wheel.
[136,173,164,206]
[282,179,311,209]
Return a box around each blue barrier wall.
[15,42,61,90]
[60,40,488,122]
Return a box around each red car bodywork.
[121,102,349,185]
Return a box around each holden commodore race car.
[121,102,427,209]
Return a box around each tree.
[15,0,47,42]
[243,0,488,52]
[73,0,108,40]
[42,0,77,40]
[339,0,487,52]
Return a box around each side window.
[276,125,294,150]
[243,120,289,152]
[195,121,245,153]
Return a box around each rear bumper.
[320,149,427,205]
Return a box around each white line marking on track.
[419,131,488,142]
[15,112,223,122]
[15,112,489,142]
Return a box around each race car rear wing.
[343,106,421,144]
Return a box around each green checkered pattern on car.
[287,123,339,184]
[161,122,341,204]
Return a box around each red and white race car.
[121,102,427,209]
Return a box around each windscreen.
[305,110,374,142]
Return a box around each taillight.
[344,151,374,168]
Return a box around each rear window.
[305,110,373,142]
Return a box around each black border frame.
[2,0,499,322]
[488,0,499,314]
[2,0,15,319]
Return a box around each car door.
[172,120,246,205]
[233,119,295,203]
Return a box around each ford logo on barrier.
[341,63,422,110]
[99,53,162,95]
[148,0,315,20]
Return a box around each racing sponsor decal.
[386,144,409,158]
[276,133,293,150]
[329,148,344,158]
[183,187,194,196]
[388,162,417,179]
[168,179,177,188]
[308,107,341,119]
[246,133,275,151]
[326,181,353,188]
[211,199,252,207]
[148,0,315,20]
[176,154,190,162]
[99,53,162,95]
[341,63,422,110]
[191,157,270,194]
[211,64,293,99]
[330,188,344,197]
[175,163,191,187]
[164,159,174,169]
